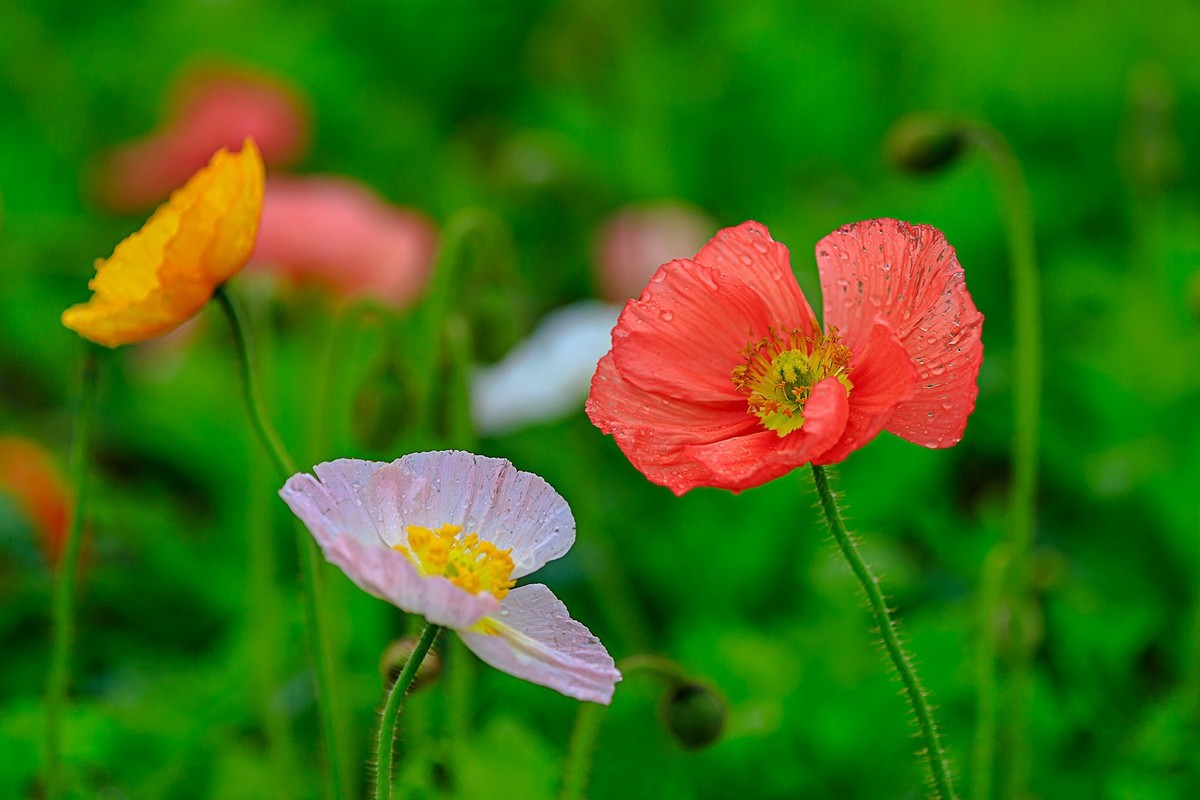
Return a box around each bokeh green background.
[2,1,1199,798]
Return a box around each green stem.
[559,702,606,800]
[971,543,1010,800]
[810,464,959,800]
[618,654,689,684]
[43,345,99,800]
[214,284,351,800]
[246,446,299,798]
[967,124,1042,800]
[376,623,442,800]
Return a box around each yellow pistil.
[393,523,516,600]
[731,327,853,436]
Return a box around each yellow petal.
[62,139,265,347]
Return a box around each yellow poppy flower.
[62,139,264,347]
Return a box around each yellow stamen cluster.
[731,327,854,436]
[393,523,516,599]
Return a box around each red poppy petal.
[814,317,917,464]
[610,258,776,403]
[695,221,819,335]
[586,352,757,495]
[815,218,983,448]
[684,377,849,491]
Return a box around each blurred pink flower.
[281,451,620,703]
[594,203,715,302]
[96,66,309,211]
[250,176,437,306]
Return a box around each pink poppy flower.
[96,66,308,212]
[594,202,715,302]
[250,176,437,306]
[586,219,984,495]
[280,451,620,704]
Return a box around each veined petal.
[62,140,264,347]
[694,220,818,335]
[376,451,575,580]
[610,259,776,403]
[458,584,621,704]
[279,466,497,628]
[320,531,497,628]
[814,316,918,464]
[815,218,983,448]
[683,376,849,491]
[586,352,757,496]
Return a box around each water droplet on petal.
[660,310,675,322]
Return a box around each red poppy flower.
[586,219,984,495]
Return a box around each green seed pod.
[661,682,726,750]
[884,113,967,175]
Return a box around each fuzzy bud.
[885,113,967,175]
[380,636,442,691]
[661,682,726,750]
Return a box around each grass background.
[2,0,1199,797]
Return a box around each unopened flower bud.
[380,636,442,691]
[661,682,726,750]
[885,113,967,175]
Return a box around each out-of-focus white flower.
[471,301,621,435]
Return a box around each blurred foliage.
[3,0,1200,798]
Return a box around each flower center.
[731,327,853,436]
[393,523,516,599]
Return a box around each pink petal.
[610,259,777,403]
[458,584,621,704]
[279,463,497,628]
[816,218,984,448]
[814,317,918,465]
[96,66,309,212]
[250,176,437,307]
[694,221,819,336]
[594,202,714,302]
[586,352,758,495]
[320,531,497,628]
[378,452,575,580]
[683,376,850,491]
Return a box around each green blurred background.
[2,0,1199,798]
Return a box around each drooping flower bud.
[380,636,443,691]
[884,113,967,175]
[660,682,726,750]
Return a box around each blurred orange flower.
[0,436,71,568]
[62,140,265,347]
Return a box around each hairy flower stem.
[215,285,352,800]
[810,464,959,800]
[967,123,1043,800]
[376,623,442,800]
[43,345,99,800]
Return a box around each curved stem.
[810,464,959,800]
[617,654,689,685]
[967,124,1042,800]
[215,285,296,476]
[376,623,442,800]
[214,284,351,800]
[43,345,99,800]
